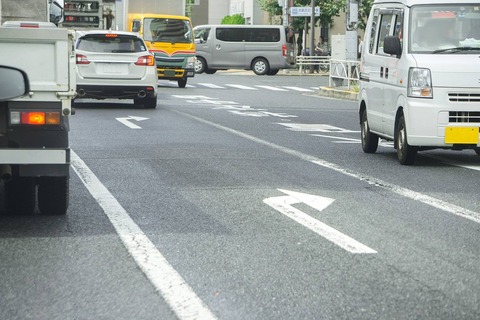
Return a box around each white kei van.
[359,0,480,165]
[193,24,295,75]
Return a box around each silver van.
[193,25,295,75]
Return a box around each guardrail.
[295,55,331,74]
[328,59,360,90]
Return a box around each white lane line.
[225,84,258,90]
[176,111,480,225]
[282,86,315,92]
[70,151,217,320]
[255,85,288,91]
[264,194,377,254]
[197,83,225,89]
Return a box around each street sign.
[290,6,320,17]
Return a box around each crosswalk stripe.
[226,84,258,90]
[255,85,288,91]
[283,86,315,92]
[197,83,225,89]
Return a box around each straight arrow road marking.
[263,189,377,254]
[116,116,149,129]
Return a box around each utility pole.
[345,0,359,60]
[309,0,315,73]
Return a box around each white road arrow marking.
[263,189,377,254]
[116,116,149,129]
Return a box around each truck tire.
[38,177,69,215]
[4,177,36,215]
[178,78,187,88]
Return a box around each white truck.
[0,1,76,215]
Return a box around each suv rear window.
[77,34,147,53]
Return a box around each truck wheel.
[38,177,69,215]
[178,78,187,88]
[475,148,480,156]
[361,109,379,153]
[252,58,269,75]
[396,115,417,165]
[4,177,36,215]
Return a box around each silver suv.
[75,30,158,108]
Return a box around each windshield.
[143,18,193,44]
[410,4,480,53]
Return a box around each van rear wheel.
[252,58,269,75]
[396,115,417,165]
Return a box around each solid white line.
[264,195,377,254]
[175,111,480,225]
[70,151,217,320]
[225,84,258,90]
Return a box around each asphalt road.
[1,71,479,320]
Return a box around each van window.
[216,28,245,42]
[410,4,480,53]
[245,28,280,42]
[368,9,380,54]
[194,27,210,42]
[375,9,404,56]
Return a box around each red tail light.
[76,54,90,65]
[282,44,287,57]
[135,55,155,66]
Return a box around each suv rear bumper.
[76,85,157,100]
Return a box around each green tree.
[358,0,374,30]
[221,14,246,25]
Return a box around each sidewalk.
[281,68,359,101]
[217,68,359,101]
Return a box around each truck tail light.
[10,111,61,126]
[282,44,287,57]
[76,54,90,65]
[135,55,155,66]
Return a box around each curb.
[318,86,358,101]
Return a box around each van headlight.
[408,68,432,98]
[185,56,195,69]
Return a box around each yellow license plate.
[445,127,479,144]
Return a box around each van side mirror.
[0,66,30,101]
[383,36,402,58]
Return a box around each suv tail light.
[282,44,287,57]
[135,55,155,66]
[76,54,90,65]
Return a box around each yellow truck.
[128,13,196,88]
